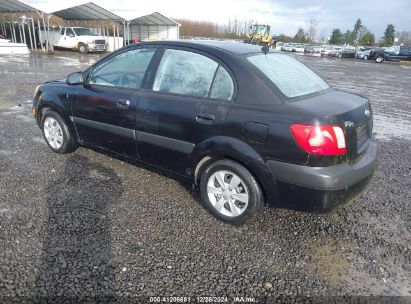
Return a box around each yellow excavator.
[245,24,276,48]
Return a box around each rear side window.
[247,54,329,98]
[210,66,234,100]
[153,49,218,98]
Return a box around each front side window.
[66,28,75,37]
[153,49,218,98]
[247,53,329,98]
[89,48,156,89]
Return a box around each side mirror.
[69,34,75,38]
[67,72,83,85]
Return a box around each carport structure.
[1,1,181,54]
[0,0,42,51]
[128,12,180,42]
[49,2,125,51]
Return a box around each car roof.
[140,40,271,55]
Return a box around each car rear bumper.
[267,141,377,212]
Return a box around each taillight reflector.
[290,124,347,155]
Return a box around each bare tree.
[357,25,368,43]
[397,31,411,45]
[306,17,320,42]
[318,28,327,44]
[175,18,250,39]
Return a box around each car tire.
[363,55,368,60]
[41,109,77,154]
[200,159,264,225]
[79,43,88,54]
[375,56,384,63]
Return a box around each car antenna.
[261,45,269,55]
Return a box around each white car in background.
[292,44,305,53]
[282,43,294,52]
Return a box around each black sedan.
[32,40,376,225]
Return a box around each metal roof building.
[50,3,180,42]
[128,12,180,41]
[0,0,38,13]
[0,0,41,51]
[0,0,180,53]
[51,2,123,21]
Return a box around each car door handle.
[196,113,215,125]
[116,99,130,109]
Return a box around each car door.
[60,28,77,49]
[71,46,157,158]
[399,46,411,60]
[135,47,236,176]
[57,28,66,47]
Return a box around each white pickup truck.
[45,27,108,53]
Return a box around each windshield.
[385,46,400,54]
[253,25,268,36]
[247,54,329,98]
[72,28,97,36]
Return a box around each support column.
[31,17,37,51]
[27,20,33,49]
[37,17,44,52]
[21,18,27,45]
[11,20,17,43]
[18,20,23,43]
[47,14,53,52]
[139,24,141,42]
[123,21,126,46]
[112,23,116,50]
[0,17,5,37]
[41,13,48,53]
[116,25,120,48]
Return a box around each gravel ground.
[0,51,410,303]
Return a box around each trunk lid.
[287,90,372,162]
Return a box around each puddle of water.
[0,54,30,64]
[0,87,17,109]
[373,113,411,141]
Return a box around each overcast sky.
[26,0,410,37]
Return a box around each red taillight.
[290,124,346,155]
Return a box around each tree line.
[175,18,251,39]
[175,17,410,47]
[328,19,403,46]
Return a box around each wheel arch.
[191,136,278,206]
[37,92,67,124]
[37,92,77,139]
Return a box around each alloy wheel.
[43,117,64,150]
[206,170,249,217]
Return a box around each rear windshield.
[247,53,329,98]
